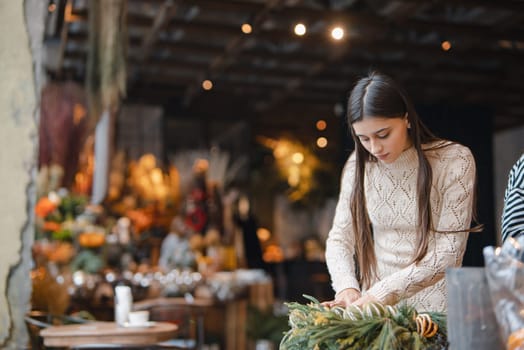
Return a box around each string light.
[316,119,327,131]
[202,79,213,90]
[441,40,451,51]
[241,23,252,34]
[331,26,344,40]
[294,23,306,36]
[317,137,328,148]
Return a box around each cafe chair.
[134,301,205,350]
[25,311,91,350]
[25,313,52,350]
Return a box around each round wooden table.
[40,321,178,348]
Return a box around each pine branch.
[281,298,449,350]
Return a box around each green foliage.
[246,305,289,345]
[59,194,87,218]
[280,295,448,350]
[70,249,104,274]
[51,229,73,241]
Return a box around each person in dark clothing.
[233,194,266,270]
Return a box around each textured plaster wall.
[0,1,42,348]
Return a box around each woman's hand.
[322,288,361,308]
[351,293,379,306]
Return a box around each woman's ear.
[405,114,411,129]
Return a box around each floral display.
[280,295,448,350]
[34,190,89,241]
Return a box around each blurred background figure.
[234,194,266,270]
[158,216,196,271]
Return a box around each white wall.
[0,2,42,348]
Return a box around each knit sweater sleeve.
[325,154,361,294]
[366,144,475,305]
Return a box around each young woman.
[324,71,480,312]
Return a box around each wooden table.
[40,321,178,348]
[133,297,247,350]
[133,297,212,349]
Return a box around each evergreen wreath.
[280,295,448,350]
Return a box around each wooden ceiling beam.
[139,0,179,62]
[322,57,522,87]
[182,0,264,15]
[133,68,195,85]
[387,0,524,14]
[62,41,521,102]
[155,40,224,56]
[126,78,523,133]
[180,0,299,107]
[65,11,524,67]
[130,0,265,15]
[56,0,524,131]
[273,5,524,43]
[166,18,241,39]
[131,54,522,103]
[130,57,209,71]
[67,1,524,56]
[255,36,350,112]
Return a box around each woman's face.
[352,115,411,164]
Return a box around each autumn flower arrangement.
[34,190,90,266]
[280,295,448,350]
[35,190,88,240]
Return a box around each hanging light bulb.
[294,23,306,36]
[241,23,252,34]
[202,79,213,90]
[441,40,451,51]
[331,26,344,40]
[317,137,328,148]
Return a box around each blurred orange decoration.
[73,135,95,196]
[34,192,88,242]
[33,240,75,265]
[78,231,106,248]
[263,243,284,263]
[127,154,180,207]
[125,208,154,233]
[103,153,182,234]
[257,136,319,203]
[46,242,76,263]
[35,197,58,218]
[31,266,71,316]
[43,221,61,232]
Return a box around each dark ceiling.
[46,0,524,137]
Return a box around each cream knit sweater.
[325,141,475,312]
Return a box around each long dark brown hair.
[346,71,477,289]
